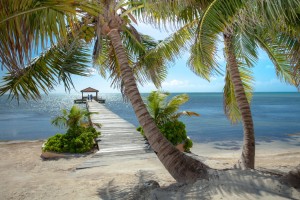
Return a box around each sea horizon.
[0,92,299,143]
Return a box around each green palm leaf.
[233,29,258,67]
[146,91,199,125]
[255,32,295,85]
[195,0,246,71]
[0,39,91,101]
[223,65,253,123]
[0,0,99,72]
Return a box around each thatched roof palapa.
[80,87,99,93]
[79,87,100,101]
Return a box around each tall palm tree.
[0,0,209,183]
[138,0,300,169]
[197,0,300,169]
[92,1,209,182]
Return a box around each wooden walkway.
[77,101,154,169]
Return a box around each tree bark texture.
[224,30,255,169]
[108,29,209,183]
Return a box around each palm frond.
[223,65,253,123]
[233,28,258,67]
[145,19,198,66]
[0,0,100,73]
[255,32,295,85]
[132,0,196,28]
[254,0,300,26]
[275,32,300,90]
[0,39,91,101]
[163,94,189,119]
[132,34,168,88]
[172,111,200,119]
[147,91,169,122]
[194,0,246,77]
[121,25,145,56]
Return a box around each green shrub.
[183,137,193,152]
[43,126,100,153]
[137,120,192,152]
[137,91,197,152]
[43,134,65,153]
[159,120,187,146]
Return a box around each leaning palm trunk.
[224,30,255,169]
[108,29,208,183]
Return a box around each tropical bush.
[159,120,187,146]
[43,106,100,153]
[43,126,100,153]
[184,137,193,153]
[137,91,199,152]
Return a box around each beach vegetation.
[2,0,300,184]
[51,105,95,129]
[1,0,207,183]
[44,105,100,153]
[78,1,208,182]
[193,2,300,169]
[142,0,300,169]
[0,1,100,101]
[137,91,199,152]
[43,126,99,153]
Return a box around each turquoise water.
[0,93,299,142]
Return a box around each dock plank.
[77,101,154,169]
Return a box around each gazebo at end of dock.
[74,87,105,104]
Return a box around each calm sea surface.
[0,93,299,143]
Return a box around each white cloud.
[86,68,97,76]
[162,79,191,87]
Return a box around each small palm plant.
[147,91,199,126]
[138,91,199,152]
[51,105,94,129]
[44,105,100,153]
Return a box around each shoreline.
[0,139,299,199]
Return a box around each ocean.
[0,93,299,143]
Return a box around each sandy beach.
[0,139,299,200]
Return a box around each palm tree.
[93,1,209,182]
[138,0,300,169]
[51,105,94,129]
[146,91,199,126]
[199,1,300,169]
[0,0,209,183]
[138,91,199,151]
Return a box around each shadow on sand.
[97,168,299,200]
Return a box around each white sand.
[0,139,299,200]
[191,138,300,172]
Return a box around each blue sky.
[1,23,298,94]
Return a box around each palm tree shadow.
[97,170,159,200]
[150,169,299,199]
[97,169,298,199]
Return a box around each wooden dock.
[77,101,154,169]
[74,98,105,104]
